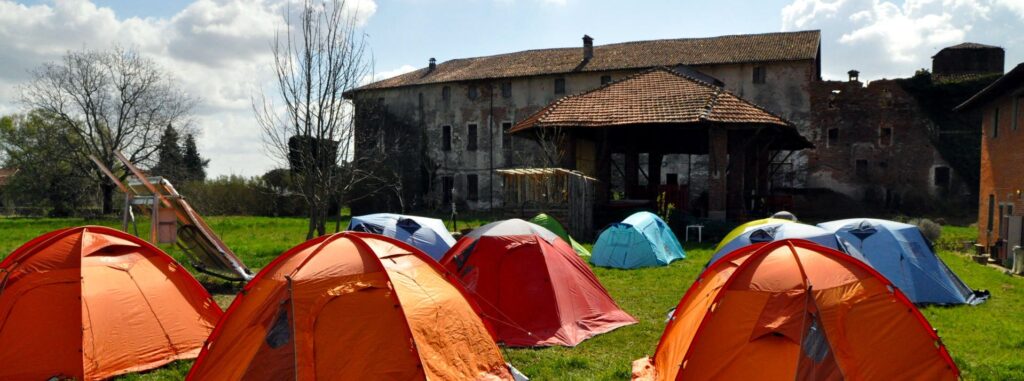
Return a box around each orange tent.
[633,239,959,381]
[0,226,222,381]
[186,231,513,380]
[441,219,637,347]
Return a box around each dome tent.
[529,213,591,256]
[347,213,456,260]
[713,217,795,254]
[708,222,843,266]
[0,226,222,381]
[632,240,959,381]
[441,219,636,347]
[819,218,989,305]
[187,232,513,380]
[591,211,685,269]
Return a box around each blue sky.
[2,0,1022,176]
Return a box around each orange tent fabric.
[0,226,222,381]
[633,239,959,381]
[186,231,513,381]
[440,219,637,347]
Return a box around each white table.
[685,225,704,242]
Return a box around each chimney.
[848,69,860,82]
[428,58,437,72]
[582,35,594,61]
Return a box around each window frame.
[501,82,512,98]
[554,78,566,95]
[753,66,766,84]
[501,121,513,150]
[441,86,451,101]
[441,125,452,151]
[466,123,478,151]
[466,174,479,201]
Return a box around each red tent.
[441,219,636,347]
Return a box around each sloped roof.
[955,62,1024,111]
[510,67,796,131]
[943,42,1001,51]
[353,30,820,92]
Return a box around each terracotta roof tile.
[353,30,820,92]
[510,67,794,131]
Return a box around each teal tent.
[529,213,591,256]
[591,211,685,268]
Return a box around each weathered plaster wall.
[354,60,817,212]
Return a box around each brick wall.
[977,88,1024,246]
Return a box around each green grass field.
[1,216,1021,380]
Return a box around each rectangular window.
[466,174,478,201]
[753,66,766,84]
[827,128,839,147]
[554,78,566,94]
[468,85,479,100]
[442,125,452,151]
[601,75,612,85]
[442,176,454,205]
[665,173,679,186]
[466,124,477,151]
[501,82,512,98]
[442,86,450,101]
[502,122,512,150]
[934,166,950,187]
[993,107,1000,138]
[855,159,868,177]
[879,127,893,147]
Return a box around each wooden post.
[648,152,663,198]
[624,142,639,199]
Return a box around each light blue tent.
[347,213,456,260]
[591,212,686,268]
[819,218,988,305]
[708,222,844,266]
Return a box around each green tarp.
[529,213,591,256]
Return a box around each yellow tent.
[713,218,795,253]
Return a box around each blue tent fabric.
[591,212,686,268]
[818,218,988,305]
[708,222,843,266]
[347,213,456,260]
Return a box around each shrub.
[910,218,942,242]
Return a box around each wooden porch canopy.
[510,67,812,220]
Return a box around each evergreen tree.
[152,124,185,180]
[183,133,209,182]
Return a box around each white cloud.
[0,0,377,177]
[782,0,1024,80]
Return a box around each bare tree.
[255,0,378,239]
[21,47,197,213]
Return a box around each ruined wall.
[977,88,1024,246]
[353,60,817,212]
[806,79,969,208]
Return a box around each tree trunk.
[100,182,115,215]
[306,202,317,240]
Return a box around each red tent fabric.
[0,226,221,381]
[441,219,636,347]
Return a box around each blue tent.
[708,222,843,266]
[591,212,686,268]
[818,218,988,305]
[347,213,456,260]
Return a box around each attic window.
[468,85,479,100]
[828,90,839,109]
[554,78,566,94]
[601,75,612,85]
[753,66,766,84]
[501,82,512,98]
[442,86,451,101]
[879,127,893,147]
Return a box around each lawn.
[1,216,1021,380]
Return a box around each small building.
[933,43,1005,82]
[510,67,811,221]
[956,62,1024,266]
